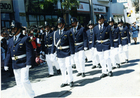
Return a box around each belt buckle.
[47,44,48,47]
[75,43,77,46]
[60,46,62,50]
[101,40,103,44]
[14,56,18,60]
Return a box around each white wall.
[92,0,110,7]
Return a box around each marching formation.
[2,14,133,98]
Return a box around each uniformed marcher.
[70,17,88,77]
[86,20,100,69]
[43,21,61,77]
[4,20,35,98]
[109,17,121,68]
[52,17,75,87]
[93,15,114,78]
[118,18,130,63]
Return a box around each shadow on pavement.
[113,69,134,76]
[85,69,101,76]
[85,64,92,66]
[128,59,140,63]
[121,63,138,68]
[73,77,100,87]
[35,90,72,98]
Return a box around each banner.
[124,7,136,24]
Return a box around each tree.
[40,0,79,24]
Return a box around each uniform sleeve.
[25,37,34,66]
[51,32,56,54]
[86,31,89,49]
[68,31,75,55]
[117,28,121,45]
[4,43,11,67]
[93,28,96,48]
[127,28,131,43]
[109,26,114,47]
[83,28,88,48]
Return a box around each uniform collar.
[46,31,50,36]
[59,28,64,34]
[14,33,21,40]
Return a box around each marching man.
[43,21,61,77]
[118,18,130,63]
[86,20,100,69]
[109,17,121,68]
[4,21,35,98]
[52,17,75,87]
[70,17,88,77]
[93,15,114,78]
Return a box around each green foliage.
[61,0,79,10]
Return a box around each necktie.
[74,28,77,34]
[14,36,17,44]
[60,30,62,38]
[90,29,93,33]
[100,25,102,30]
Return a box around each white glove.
[119,45,122,48]
[26,65,31,69]
[4,66,9,71]
[111,47,114,50]
[84,47,88,51]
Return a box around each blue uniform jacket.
[52,29,75,58]
[4,34,34,69]
[86,29,94,49]
[70,25,88,53]
[119,26,130,46]
[93,24,113,52]
[43,31,54,54]
[111,27,121,48]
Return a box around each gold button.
[14,55,15,56]
[75,38,76,39]
[13,50,15,52]
[75,41,76,42]
[13,46,15,47]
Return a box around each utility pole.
[89,0,95,23]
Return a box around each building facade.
[0,0,125,28]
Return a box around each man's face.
[109,22,114,26]
[71,22,77,27]
[11,27,17,34]
[45,26,50,31]
[58,23,64,29]
[88,25,94,29]
[98,18,104,24]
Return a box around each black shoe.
[85,58,88,62]
[82,73,85,77]
[97,64,101,68]
[69,82,74,87]
[100,74,107,79]
[60,83,68,87]
[72,64,76,69]
[92,66,96,69]
[125,59,129,63]
[108,71,113,77]
[47,74,54,78]
[116,64,120,68]
[57,70,61,75]
[77,73,82,76]
[112,67,116,69]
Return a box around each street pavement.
[1,34,140,98]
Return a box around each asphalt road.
[1,34,140,98]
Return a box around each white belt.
[114,39,118,42]
[12,54,26,60]
[96,39,109,43]
[75,42,83,46]
[89,41,92,44]
[45,44,52,47]
[121,37,127,40]
[58,46,69,50]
